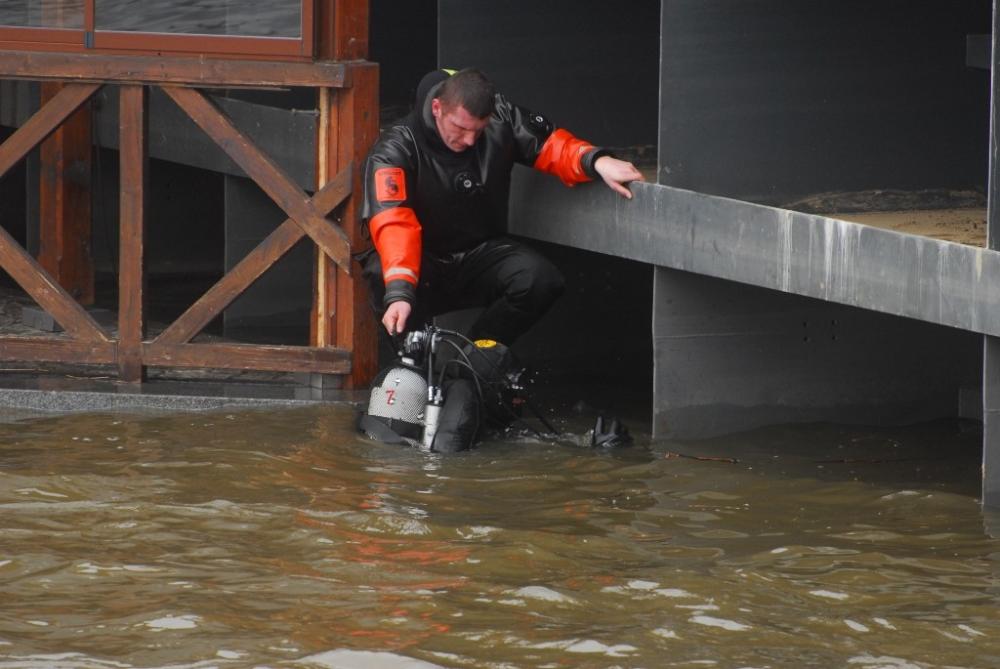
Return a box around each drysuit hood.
[414,69,451,111]
[413,69,453,154]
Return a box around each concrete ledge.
[511,167,1000,337]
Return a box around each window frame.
[0,0,315,60]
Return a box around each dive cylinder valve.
[421,385,444,451]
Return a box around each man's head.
[431,68,495,153]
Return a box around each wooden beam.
[0,51,348,88]
[316,0,336,60]
[317,0,369,60]
[0,82,99,180]
[38,82,95,306]
[0,336,116,365]
[0,226,109,343]
[161,85,352,272]
[333,63,379,388]
[334,0,370,59]
[154,166,353,346]
[143,342,351,375]
[118,84,148,382]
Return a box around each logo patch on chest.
[454,171,483,195]
[375,167,407,202]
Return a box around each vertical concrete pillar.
[653,268,981,439]
[982,0,1000,508]
[984,338,1000,505]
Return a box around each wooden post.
[317,0,370,60]
[332,62,379,388]
[314,0,372,374]
[37,82,95,305]
[313,87,335,349]
[118,84,148,382]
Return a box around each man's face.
[431,98,490,152]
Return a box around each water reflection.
[0,1,301,37]
[95,0,300,38]
[0,1,83,29]
[0,408,997,668]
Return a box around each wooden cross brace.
[160,85,353,272]
[153,165,354,345]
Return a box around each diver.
[356,68,641,453]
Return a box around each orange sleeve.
[532,128,595,186]
[369,207,421,287]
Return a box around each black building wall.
[370,0,437,113]
[438,0,660,152]
[652,0,991,438]
[659,0,992,204]
[0,127,25,249]
[437,0,660,397]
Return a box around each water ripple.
[0,410,996,667]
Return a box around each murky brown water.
[1,406,998,668]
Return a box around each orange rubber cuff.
[369,207,421,286]
[533,128,595,186]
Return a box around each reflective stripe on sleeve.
[384,267,418,282]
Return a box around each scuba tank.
[358,325,632,452]
[358,326,525,452]
[357,360,427,446]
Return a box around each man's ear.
[431,98,442,119]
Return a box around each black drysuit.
[361,70,607,344]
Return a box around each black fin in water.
[590,415,633,448]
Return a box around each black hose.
[436,327,560,436]
[437,356,485,406]
[406,328,553,439]
[435,357,484,439]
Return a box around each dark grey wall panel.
[371,0,437,112]
[435,0,659,398]
[90,151,225,278]
[985,337,1000,505]
[92,88,317,191]
[439,0,659,151]
[0,80,36,128]
[510,241,653,386]
[659,0,991,203]
[0,81,39,256]
[654,268,982,439]
[0,127,26,248]
[223,176,311,343]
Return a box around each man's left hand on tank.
[382,300,412,335]
[594,155,644,199]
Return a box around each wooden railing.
[0,52,379,386]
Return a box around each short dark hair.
[436,68,496,119]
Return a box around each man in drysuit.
[361,68,643,344]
